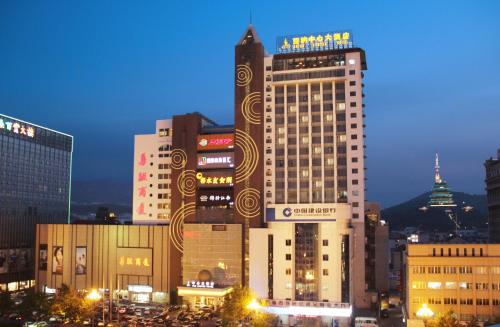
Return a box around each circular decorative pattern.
[235,188,260,218]
[169,202,196,253]
[236,64,253,87]
[235,129,259,183]
[241,92,261,124]
[170,149,187,169]
[177,170,197,196]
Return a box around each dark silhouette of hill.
[381,192,487,231]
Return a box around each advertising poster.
[75,247,87,275]
[8,249,19,272]
[0,250,7,274]
[39,245,48,271]
[197,134,234,151]
[52,246,63,274]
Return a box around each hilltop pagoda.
[428,153,456,207]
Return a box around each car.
[380,309,389,318]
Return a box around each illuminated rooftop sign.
[0,117,35,138]
[197,134,234,151]
[277,31,353,54]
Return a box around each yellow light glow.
[247,298,262,311]
[86,289,101,301]
[416,304,434,319]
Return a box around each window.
[491,266,500,274]
[350,102,357,107]
[428,298,441,305]
[322,254,329,261]
[352,180,359,185]
[444,282,456,289]
[350,113,357,118]
[350,91,356,96]
[459,282,473,290]
[477,299,489,306]
[476,266,487,274]
[459,266,472,274]
[286,254,291,260]
[444,298,457,305]
[411,281,426,289]
[349,81,356,86]
[475,283,488,290]
[427,282,441,289]
[351,134,358,140]
[351,145,358,150]
[352,157,358,163]
[428,266,441,274]
[322,269,329,276]
[322,240,328,246]
[285,239,291,246]
[349,70,355,75]
[352,168,358,174]
[460,298,473,305]
[285,268,291,275]
[443,266,456,274]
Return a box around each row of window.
[412,281,500,290]
[413,297,498,306]
[412,266,499,274]
[432,247,485,257]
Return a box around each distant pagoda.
[428,153,456,207]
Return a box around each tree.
[0,291,13,315]
[427,310,460,327]
[221,284,277,327]
[19,288,51,318]
[50,284,93,322]
[466,316,480,327]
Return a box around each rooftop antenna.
[249,9,252,25]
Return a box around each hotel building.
[244,24,369,317]
[406,243,500,323]
[0,114,72,291]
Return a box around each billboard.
[116,248,152,276]
[197,152,234,169]
[39,245,48,271]
[196,171,233,188]
[197,189,234,206]
[52,246,63,274]
[197,134,234,151]
[266,203,351,222]
[276,31,353,54]
[75,247,87,275]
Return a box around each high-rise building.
[0,113,72,290]
[485,149,500,243]
[245,25,369,322]
[133,119,173,224]
[365,202,389,293]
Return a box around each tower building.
[485,149,500,243]
[428,153,456,207]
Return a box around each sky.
[1,0,499,207]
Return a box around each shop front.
[178,284,233,309]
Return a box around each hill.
[381,192,487,231]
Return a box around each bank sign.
[276,31,353,54]
[266,203,351,222]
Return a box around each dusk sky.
[1,1,499,207]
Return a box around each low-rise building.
[35,224,174,304]
[406,243,500,323]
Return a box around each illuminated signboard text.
[0,118,35,138]
[186,281,215,288]
[197,134,234,151]
[196,172,233,186]
[277,31,353,54]
[119,256,150,267]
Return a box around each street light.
[247,298,261,311]
[86,289,102,327]
[416,303,434,327]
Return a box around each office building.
[485,150,500,243]
[406,243,500,323]
[35,224,173,304]
[0,114,72,290]
[365,202,389,293]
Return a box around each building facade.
[133,119,173,224]
[0,114,72,290]
[365,202,389,293]
[248,26,369,310]
[406,243,500,323]
[35,224,173,304]
[485,150,500,243]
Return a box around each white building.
[133,119,173,224]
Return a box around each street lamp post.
[86,289,102,327]
[416,303,434,327]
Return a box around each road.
[379,306,404,327]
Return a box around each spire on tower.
[435,153,441,183]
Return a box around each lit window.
[301,170,309,178]
[289,105,296,113]
[427,282,442,289]
[301,115,309,123]
[302,136,309,144]
[348,59,356,65]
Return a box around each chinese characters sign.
[136,152,147,216]
[116,248,152,276]
[186,280,215,288]
[196,171,233,188]
[197,134,234,151]
[276,31,353,54]
[197,189,233,206]
[0,117,35,138]
[267,204,351,221]
[197,153,234,169]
